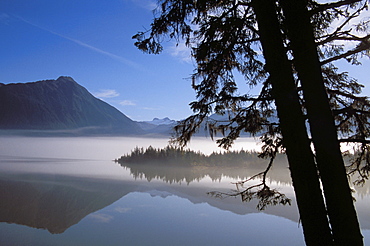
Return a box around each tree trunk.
[280,1,363,245]
[252,0,333,245]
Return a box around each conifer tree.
[133,0,369,244]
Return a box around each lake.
[0,136,369,245]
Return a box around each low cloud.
[95,89,120,98]
[120,100,136,106]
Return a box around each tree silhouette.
[133,0,369,245]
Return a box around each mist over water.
[0,136,260,160]
[0,136,368,245]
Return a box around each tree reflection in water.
[0,147,368,244]
[117,145,370,213]
[116,145,291,184]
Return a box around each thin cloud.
[13,14,142,69]
[88,213,113,223]
[114,207,132,213]
[119,100,136,106]
[326,10,370,50]
[94,89,120,98]
[129,0,158,11]
[143,106,160,110]
[0,13,10,24]
[168,42,193,63]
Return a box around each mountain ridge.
[0,76,255,137]
[0,76,143,135]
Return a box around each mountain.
[0,76,143,135]
[144,117,176,125]
[137,117,177,135]
[136,114,254,137]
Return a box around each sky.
[0,0,196,121]
[0,0,369,121]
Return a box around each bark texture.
[252,0,334,245]
[280,0,363,245]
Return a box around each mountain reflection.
[0,174,132,234]
[118,160,370,230]
[1,158,369,235]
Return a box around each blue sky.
[0,0,369,121]
[0,0,196,121]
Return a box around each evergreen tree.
[133,0,369,245]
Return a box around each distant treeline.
[115,146,368,187]
[115,145,292,184]
[115,145,287,167]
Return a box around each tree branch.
[333,107,370,115]
[310,0,364,15]
[320,36,370,64]
[328,88,370,102]
[339,139,370,144]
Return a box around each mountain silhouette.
[0,76,143,135]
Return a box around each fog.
[0,136,261,180]
[0,136,261,160]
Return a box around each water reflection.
[119,158,293,185]
[118,160,370,229]
[0,157,294,232]
[0,154,370,245]
[0,173,133,234]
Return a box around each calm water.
[0,136,369,246]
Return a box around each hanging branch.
[207,135,291,210]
